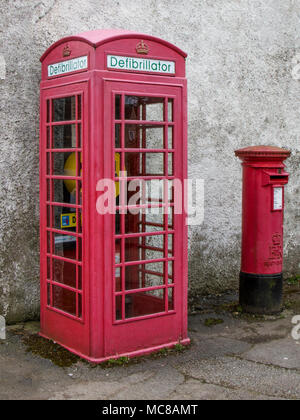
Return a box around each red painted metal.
[40,30,189,362]
[235,146,291,275]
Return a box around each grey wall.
[0,0,299,322]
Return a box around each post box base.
[239,272,283,315]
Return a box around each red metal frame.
[40,30,189,362]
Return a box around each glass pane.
[115,209,121,235]
[78,293,82,318]
[139,210,165,233]
[168,207,174,229]
[115,239,122,292]
[168,261,174,284]
[53,259,76,289]
[123,179,168,208]
[125,125,164,149]
[125,237,164,262]
[168,234,174,255]
[47,100,50,123]
[125,208,166,235]
[52,151,78,176]
[115,267,122,292]
[168,126,173,149]
[47,232,51,253]
[115,239,122,261]
[125,96,164,121]
[47,206,51,227]
[168,153,174,176]
[168,99,173,122]
[142,180,165,205]
[52,285,76,316]
[168,287,174,310]
[77,124,82,148]
[125,152,164,176]
[47,283,51,305]
[47,257,51,279]
[115,95,121,120]
[116,295,122,320]
[46,153,51,175]
[115,124,121,148]
[78,265,82,290]
[77,208,83,233]
[47,126,51,148]
[76,181,83,206]
[146,153,164,176]
[125,261,164,290]
[53,233,77,261]
[77,237,82,261]
[125,124,139,148]
[145,235,165,254]
[53,125,76,149]
[52,96,76,122]
[125,96,141,120]
[75,154,82,178]
[125,290,165,319]
[53,179,77,204]
[168,180,174,203]
[52,180,82,207]
[53,207,77,232]
[146,99,164,121]
[77,96,82,120]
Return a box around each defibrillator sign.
[107,55,175,75]
[48,56,88,77]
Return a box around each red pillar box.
[235,146,291,314]
[39,30,189,362]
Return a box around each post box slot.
[270,175,288,181]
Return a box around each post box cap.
[235,145,291,161]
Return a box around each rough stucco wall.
[0,0,299,322]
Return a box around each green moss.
[22,334,81,368]
[107,357,130,366]
[204,318,224,327]
[286,275,300,286]
[173,343,185,352]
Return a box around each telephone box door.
[40,82,90,355]
[102,80,187,356]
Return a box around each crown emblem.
[63,45,71,57]
[136,40,149,55]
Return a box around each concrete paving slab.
[244,338,300,369]
[1,306,300,400]
[177,357,300,399]
[168,379,285,400]
[177,336,252,360]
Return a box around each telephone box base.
[239,272,283,315]
[39,333,191,364]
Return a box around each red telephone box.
[39,30,189,362]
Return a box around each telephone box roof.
[40,29,187,62]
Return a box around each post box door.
[102,80,186,355]
[40,82,90,355]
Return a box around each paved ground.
[1,288,300,400]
